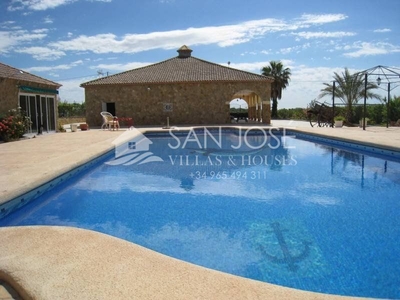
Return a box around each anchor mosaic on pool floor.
[248,219,329,282]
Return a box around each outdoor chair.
[100,112,119,130]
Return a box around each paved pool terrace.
[1,122,399,300]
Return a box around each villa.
[0,62,62,134]
[81,46,273,126]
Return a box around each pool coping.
[0,226,361,300]
[1,124,399,299]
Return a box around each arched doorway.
[229,98,248,123]
[230,90,264,123]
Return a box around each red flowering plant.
[118,117,134,127]
[0,107,32,142]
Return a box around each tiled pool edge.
[0,149,114,220]
[288,129,400,161]
[143,126,400,160]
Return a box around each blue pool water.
[1,128,400,298]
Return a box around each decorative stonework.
[85,81,271,126]
[83,46,272,126]
[0,78,59,114]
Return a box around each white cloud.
[89,62,152,72]
[225,61,270,73]
[373,28,391,33]
[279,47,294,55]
[0,21,17,28]
[58,76,91,102]
[48,15,345,55]
[0,32,18,53]
[32,28,49,34]
[23,60,83,72]
[2,13,350,59]
[292,31,356,39]
[260,50,272,55]
[8,0,77,11]
[7,0,111,11]
[343,42,400,57]
[240,51,257,56]
[278,43,310,54]
[15,46,65,60]
[0,29,48,53]
[49,24,268,54]
[297,13,348,25]
[43,16,53,24]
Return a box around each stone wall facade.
[0,78,58,113]
[0,78,59,131]
[85,81,271,126]
[0,78,21,115]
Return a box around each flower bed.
[0,108,32,142]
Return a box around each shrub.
[0,108,32,142]
[335,116,345,121]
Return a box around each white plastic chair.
[100,112,119,130]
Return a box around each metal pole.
[332,81,335,127]
[363,73,367,130]
[387,82,390,128]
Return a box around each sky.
[1,0,400,109]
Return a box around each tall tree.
[318,68,381,123]
[261,61,291,118]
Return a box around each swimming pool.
[1,128,399,298]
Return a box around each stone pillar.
[249,96,254,120]
[254,98,258,122]
[254,97,258,121]
[243,95,248,119]
[262,100,271,124]
[225,101,231,123]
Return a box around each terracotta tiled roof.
[81,47,272,87]
[0,62,61,87]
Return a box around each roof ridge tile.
[81,52,272,87]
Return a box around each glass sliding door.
[47,97,56,131]
[29,95,38,133]
[40,96,48,132]
[19,93,56,134]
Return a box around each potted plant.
[334,116,345,128]
[79,123,89,131]
[359,118,369,127]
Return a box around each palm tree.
[318,68,381,123]
[261,61,291,118]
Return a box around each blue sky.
[1,0,400,109]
